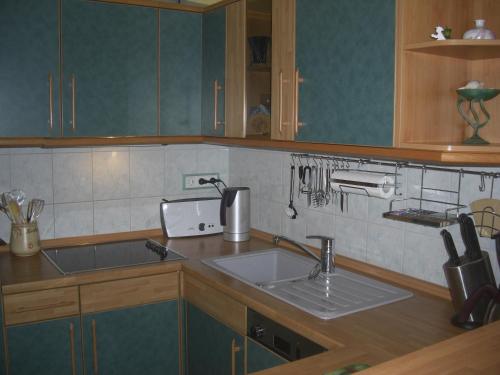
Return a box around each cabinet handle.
[48,73,54,131]
[213,79,223,131]
[231,338,241,375]
[91,320,99,375]
[69,323,76,375]
[294,69,304,134]
[279,71,283,134]
[278,71,291,135]
[70,74,76,132]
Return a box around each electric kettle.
[220,187,250,242]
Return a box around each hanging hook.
[490,176,496,199]
[479,173,486,192]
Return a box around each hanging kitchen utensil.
[286,166,298,219]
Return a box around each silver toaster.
[160,197,222,238]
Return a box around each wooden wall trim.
[250,229,452,301]
[1,135,500,165]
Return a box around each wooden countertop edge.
[1,136,500,165]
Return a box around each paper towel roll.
[330,171,395,199]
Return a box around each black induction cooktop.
[42,239,185,275]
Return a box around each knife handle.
[463,215,482,261]
[458,214,474,260]
[440,229,460,266]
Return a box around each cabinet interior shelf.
[405,40,500,59]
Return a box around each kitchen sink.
[203,249,413,320]
[203,248,315,285]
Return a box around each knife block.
[443,251,496,329]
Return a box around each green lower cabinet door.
[186,303,244,375]
[295,0,395,146]
[246,338,287,373]
[6,316,83,375]
[82,300,179,375]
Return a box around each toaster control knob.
[199,223,205,231]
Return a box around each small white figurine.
[431,26,447,40]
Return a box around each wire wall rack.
[290,153,500,228]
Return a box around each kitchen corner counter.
[1,232,498,374]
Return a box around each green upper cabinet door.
[82,301,179,375]
[160,10,202,135]
[201,7,226,136]
[186,303,244,375]
[0,0,59,137]
[62,0,157,136]
[247,338,287,373]
[6,317,83,375]
[295,0,395,146]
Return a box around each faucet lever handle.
[306,235,335,246]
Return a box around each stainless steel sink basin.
[203,249,413,320]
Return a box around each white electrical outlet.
[183,173,220,190]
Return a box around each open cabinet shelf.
[405,40,500,59]
[395,0,500,153]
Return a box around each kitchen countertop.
[1,231,499,374]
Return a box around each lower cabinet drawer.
[3,287,80,326]
[80,272,179,314]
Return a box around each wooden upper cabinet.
[62,0,157,137]
[295,0,396,146]
[395,0,500,152]
[0,0,60,137]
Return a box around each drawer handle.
[231,338,241,375]
[92,319,99,374]
[69,323,76,375]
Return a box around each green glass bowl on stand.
[456,88,500,145]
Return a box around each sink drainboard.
[261,269,413,320]
[203,249,412,320]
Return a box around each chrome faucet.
[273,235,335,274]
[307,235,335,274]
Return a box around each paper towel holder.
[330,169,400,199]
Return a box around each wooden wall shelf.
[405,40,500,60]
[1,136,500,166]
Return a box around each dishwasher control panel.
[247,308,326,361]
